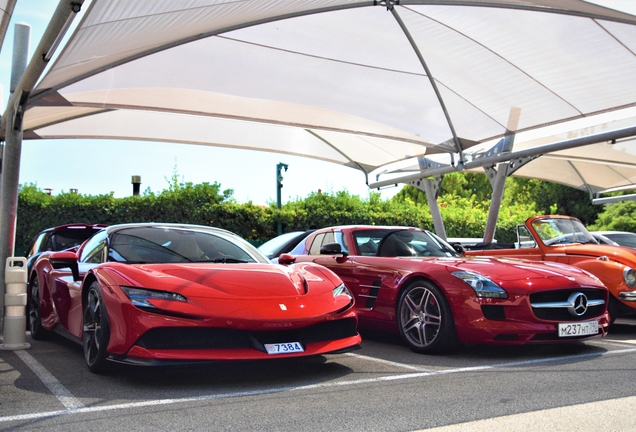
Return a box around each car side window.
[80,231,108,263]
[308,232,336,255]
[516,225,537,249]
[27,233,47,257]
[44,234,57,251]
[354,234,381,256]
[335,231,348,253]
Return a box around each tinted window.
[47,229,98,252]
[80,230,108,263]
[375,229,457,257]
[105,226,264,264]
[309,232,336,255]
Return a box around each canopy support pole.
[0,1,83,336]
[410,177,447,240]
[0,104,22,335]
[483,164,509,243]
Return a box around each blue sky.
[1,0,634,203]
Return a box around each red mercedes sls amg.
[283,226,610,354]
[28,223,360,372]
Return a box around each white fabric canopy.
[11,0,636,190]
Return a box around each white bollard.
[0,257,31,350]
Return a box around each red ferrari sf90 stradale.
[29,223,360,372]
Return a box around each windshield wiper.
[206,257,249,263]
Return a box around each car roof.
[104,223,236,237]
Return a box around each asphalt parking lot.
[2,320,636,432]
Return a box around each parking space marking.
[3,346,636,424]
[345,352,433,371]
[15,350,84,410]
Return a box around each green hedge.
[16,181,540,255]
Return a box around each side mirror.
[49,251,80,281]
[320,242,345,255]
[278,253,296,265]
[450,243,466,254]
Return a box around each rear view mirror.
[320,242,344,255]
[50,251,80,281]
[450,243,466,254]
[278,253,296,265]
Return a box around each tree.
[589,201,636,232]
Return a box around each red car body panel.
[31,224,360,364]
[290,225,610,346]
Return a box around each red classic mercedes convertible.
[283,225,610,354]
[28,223,360,372]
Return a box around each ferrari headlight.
[333,283,353,300]
[333,283,354,313]
[451,271,508,299]
[624,267,636,289]
[121,286,187,309]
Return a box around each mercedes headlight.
[451,271,508,299]
[121,286,187,309]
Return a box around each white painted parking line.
[3,346,636,424]
[345,352,434,371]
[15,350,84,410]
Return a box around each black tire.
[83,281,111,373]
[28,275,51,340]
[397,280,459,354]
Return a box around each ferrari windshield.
[354,229,458,257]
[531,218,598,246]
[107,225,268,264]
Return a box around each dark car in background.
[25,223,107,272]
[25,223,107,330]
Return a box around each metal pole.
[0,22,30,335]
[10,23,30,93]
[483,163,509,243]
[276,163,288,236]
[421,179,447,240]
[0,1,83,336]
[0,103,22,335]
[0,0,18,53]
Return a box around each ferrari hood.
[100,262,353,323]
[120,262,332,299]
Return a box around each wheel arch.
[28,268,54,328]
[81,272,99,306]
